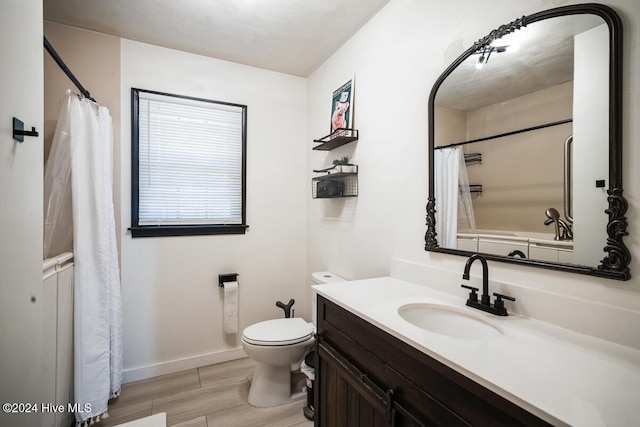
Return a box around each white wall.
[0,1,45,425]
[120,40,308,380]
[464,82,572,233]
[573,24,610,266]
[306,0,640,347]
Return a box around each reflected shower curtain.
[44,91,123,426]
[434,147,475,248]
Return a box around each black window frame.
[130,88,248,238]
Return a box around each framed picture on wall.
[330,78,354,136]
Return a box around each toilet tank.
[311,271,346,325]
[312,271,345,286]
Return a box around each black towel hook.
[12,117,39,142]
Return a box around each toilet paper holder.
[218,273,239,288]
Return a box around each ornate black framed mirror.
[425,3,630,280]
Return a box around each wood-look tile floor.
[94,358,314,427]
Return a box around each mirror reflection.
[433,13,609,267]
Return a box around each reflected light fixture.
[474,44,515,69]
[476,51,486,69]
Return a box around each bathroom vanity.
[313,277,640,426]
[315,295,548,426]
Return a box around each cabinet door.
[316,342,389,427]
[316,341,428,427]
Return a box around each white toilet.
[241,271,345,407]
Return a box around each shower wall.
[44,22,121,164]
[43,21,122,254]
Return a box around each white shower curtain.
[434,147,475,248]
[44,91,123,426]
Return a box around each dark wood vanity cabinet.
[314,296,552,427]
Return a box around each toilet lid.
[242,318,314,346]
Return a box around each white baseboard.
[122,347,247,384]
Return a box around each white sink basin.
[398,303,503,340]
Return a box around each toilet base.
[248,364,307,408]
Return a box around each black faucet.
[507,249,526,258]
[460,254,515,316]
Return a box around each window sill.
[129,224,249,238]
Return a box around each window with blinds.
[131,88,247,237]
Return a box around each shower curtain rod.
[43,36,97,103]
[435,118,572,150]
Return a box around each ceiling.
[43,0,390,77]
[436,14,605,112]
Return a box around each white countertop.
[314,277,640,427]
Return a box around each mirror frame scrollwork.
[425,3,630,280]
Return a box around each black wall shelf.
[312,128,359,198]
[313,128,359,151]
[312,172,358,199]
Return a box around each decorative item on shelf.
[330,78,354,137]
[316,180,345,198]
[332,155,357,173]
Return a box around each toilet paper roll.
[223,281,239,334]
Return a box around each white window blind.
[136,91,244,226]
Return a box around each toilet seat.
[242,318,314,346]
